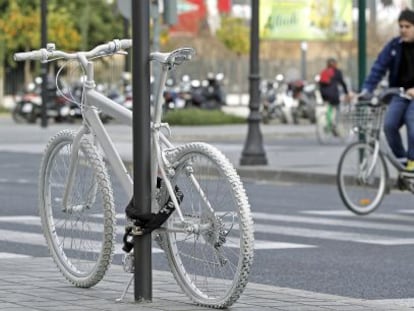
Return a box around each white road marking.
[0,216,315,250]
[253,212,414,232]
[0,252,31,259]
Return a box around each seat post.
[153,65,169,124]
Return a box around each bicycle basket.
[346,102,385,134]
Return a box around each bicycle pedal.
[396,177,408,191]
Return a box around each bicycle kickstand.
[116,274,134,303]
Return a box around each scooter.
[12,77,72,124]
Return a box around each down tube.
[84,107,133,200]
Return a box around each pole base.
[240,152,268,165]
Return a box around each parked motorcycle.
[261,80,284,124]
[12,76,72,124]
[290,79,320,124]
[261,74,300,124]
[180,72,226,109]
[163,77,185,112]
[300,82,322,124]
[200,72,226,109]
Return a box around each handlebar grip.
[14,50,47,62]
[119,39,132,49]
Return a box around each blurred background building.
[2,0,414,108]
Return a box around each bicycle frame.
[62,58,186,222]
[356,119,408,181]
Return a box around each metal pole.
[240,0,267,165]
[300,41,307,80]
[132,0,152,302]
[123,17,130,72]
[40,0,48,128]
[358,0,366,90]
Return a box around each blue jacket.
[362,37,402,93]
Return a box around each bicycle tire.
[337,142,388,215]
[315,105,330,144]
[39,130,115,287]
[159,142,254,308]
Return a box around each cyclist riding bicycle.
[319,57,350,135]
[360,9,414,170]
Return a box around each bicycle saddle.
[150,48,195,67]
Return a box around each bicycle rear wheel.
[39,130,115,287]
[315,104,330,144]
[160,142,254,308]
[316,104,354,144]
[337,142,388,215]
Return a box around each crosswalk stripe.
[253,241,315,250]
[397,209,414,214]
[302,210,414,222]
[10,208,414,247]
[2,213,413,246]
[0,252,32,259]
[0,227,162,254]
[0,216,314,250]
[253,223,414,245]
[253,212,414,232]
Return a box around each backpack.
[319,67,335,85]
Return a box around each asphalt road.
[3,151,414,301]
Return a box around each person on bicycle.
[319,58,350,135]
[361,9,414,170]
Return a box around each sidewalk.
[0,118,347,184]
[108,122,349,184]
[0,257,410,311]
[0,118,408,310]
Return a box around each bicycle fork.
[62,126,90,213]
[358,140,380,183]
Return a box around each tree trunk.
[237,54,243,105]
[0,40,5,107]
[80,2,90,50]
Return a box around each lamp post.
[358,0,366,89]
[300,41,307,80]
[240,0,267,166]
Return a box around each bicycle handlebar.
[13,39,132,62]
[356,87,412,107]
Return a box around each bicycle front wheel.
[39,130,115,287]
[161,142,254,308]
[337,142,388,215]
[315,105,330,144]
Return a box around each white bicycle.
[14,39,254,308]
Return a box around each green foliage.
[51,0,124,49]
[0,0,124,59]
[216,16,250,56]
[162,108,245,126]
[0,106,9,114]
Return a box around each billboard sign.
[259,0,353,41]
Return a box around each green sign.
[260,0,353,41]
